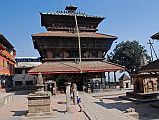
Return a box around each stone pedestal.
[27,73,53,117]
[27,92,52,117]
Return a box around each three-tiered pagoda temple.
[29,5,124,92]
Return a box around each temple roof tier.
[40,6,105,31]
[139,59,159,72]
[28,60,124,74]
[151,32,159,40]
[32,31,117,39]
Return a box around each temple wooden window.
[53,51,63,58]
[82,51,89,58]
[98,51,103,58]
[64,51,69,58]
[89,51,98,58]
[47,51,53,58]
[68,50,78,58]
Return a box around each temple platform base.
[149,101,159,108]
[119,92,159,103]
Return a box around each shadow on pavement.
[102,97,122,101]
[53,109,66,113]
[14,90,34,95]
[11,110,27,116]
[94,97,159,120]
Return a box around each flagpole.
[74,14,82,62]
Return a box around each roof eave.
[151,32,159,40]
[0,34,14,49]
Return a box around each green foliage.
[108,40,150,73]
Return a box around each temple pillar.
[73,83,77,105]
[108,72,110,88]
[114,71,116,88]
[45,82,47,91]
[65,82,71,112]
[52,81,57,95]
[100,74,103,89]
[105,76,107,89]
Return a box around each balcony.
[0,50,15,63]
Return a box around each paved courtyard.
[0,91,88,120]
[79,90,159,120]
[0,90,159,120]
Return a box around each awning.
[28,61,125,74]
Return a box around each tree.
[108,40,150,74]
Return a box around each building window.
[15,69,22,74]
[26,81,33,85]
[22,69,26,75]
[15,81,22,86]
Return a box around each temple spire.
[65,5,77,13]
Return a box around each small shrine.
[133,73,158,94]
[119,73,132,89]
[126,60,159,101]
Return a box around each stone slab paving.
[48,93,88,120]
[0,91,28,120]
[102,96,159,120]
[79,92,137,120]
[0,91,14,108]
[1,90,159,120]
[79,91,159,120]
[0,91,88,120]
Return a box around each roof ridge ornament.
[65,5,77,13]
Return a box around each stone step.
[0,93,14,108]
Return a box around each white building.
[12,57,41,90]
